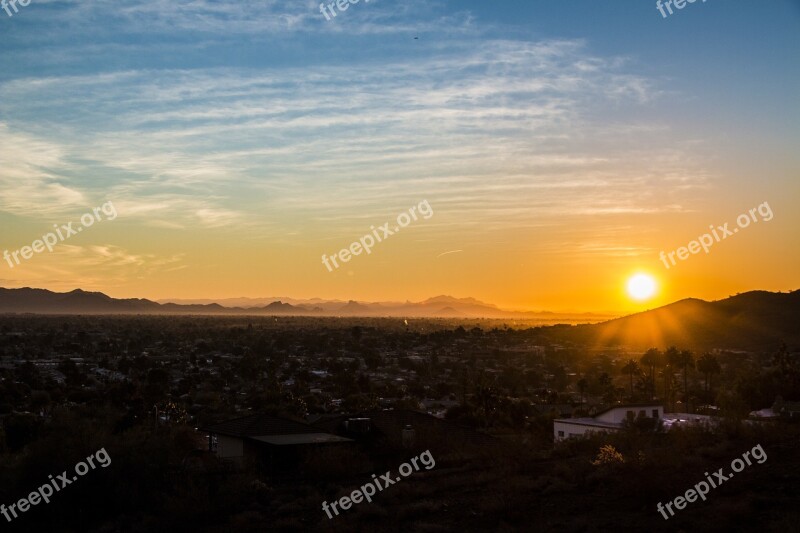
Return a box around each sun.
[627,273,658,301]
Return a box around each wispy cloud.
[0,124,86,216]
[437,250,463,258]
[1,243,185,290]
[0,37,709,240]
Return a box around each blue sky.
[0,0,798,310]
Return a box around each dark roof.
[200,413,322,438]
[311,409,499,447]
[250,434,352,445]
[553,418,622,430]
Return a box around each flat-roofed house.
[200,413,352,473]
[554,404,664,441]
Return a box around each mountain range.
[0,288,609,321]
[0,287,797,349]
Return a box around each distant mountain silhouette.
[561,290,800,350]
[261,301,303,314]
[1,287,798,347]
[422,295,492,307]
[161,293,610,320]
[151,293,606,320]
[337,300,375,315]
[0,288,160,314]
[19,285,800,339]
[0,288,315,315]
[436,306,465,317]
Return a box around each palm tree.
[474,383,497,429]
[665,346,681,411]
[664,346,679,361]
[654,350,667,401]
[697,352,721,399]
[660,364,673,410]
[621,359,640,398]
[577,377,588,406]
[674,350,695,413]
[598,372,614,402]
[640,348,662,399]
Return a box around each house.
[553,404,663,441]
[751,397,800,420]
[749,407,779,419]
[773,397,800,419]
[199,413,352,473]
[661,412,714,430]
[312,409,499,453]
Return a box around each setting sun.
[627,273,658,301]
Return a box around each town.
[1,314,797,530]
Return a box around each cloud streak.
[0,38,710,241]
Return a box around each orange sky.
[1,2,798,315]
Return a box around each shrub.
[591,444,625,466]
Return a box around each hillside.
[562,290,800,350]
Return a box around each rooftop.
[553,418,622,430]
[200,413,323,438]
[250,433,352,446]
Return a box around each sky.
[0,0,798,314]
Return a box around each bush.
[591,444,625,466]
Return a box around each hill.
[561,290,800,350]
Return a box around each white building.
[554,404,663,441]
[661,413,715,430]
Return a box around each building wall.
[217,435,244,460]
[553,405,663,441]
[553,421,617,441]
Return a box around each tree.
[621,359,640,398]
[16,362,42,389]
[660,364,674,411]
[772,342,794,373]
[58,358,86,388]
[665,346,681,411]
[598,372,615,402]
[144,367,170,404]
[640,348,662,399]
[3,413,40,452]
[552,365,568,392]
[30,390,51,414]
[697,352,721,400]
[577,377,588,406]
[474,380,498,428]
[674,350,695,412]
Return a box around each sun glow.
[627,273,658,301]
